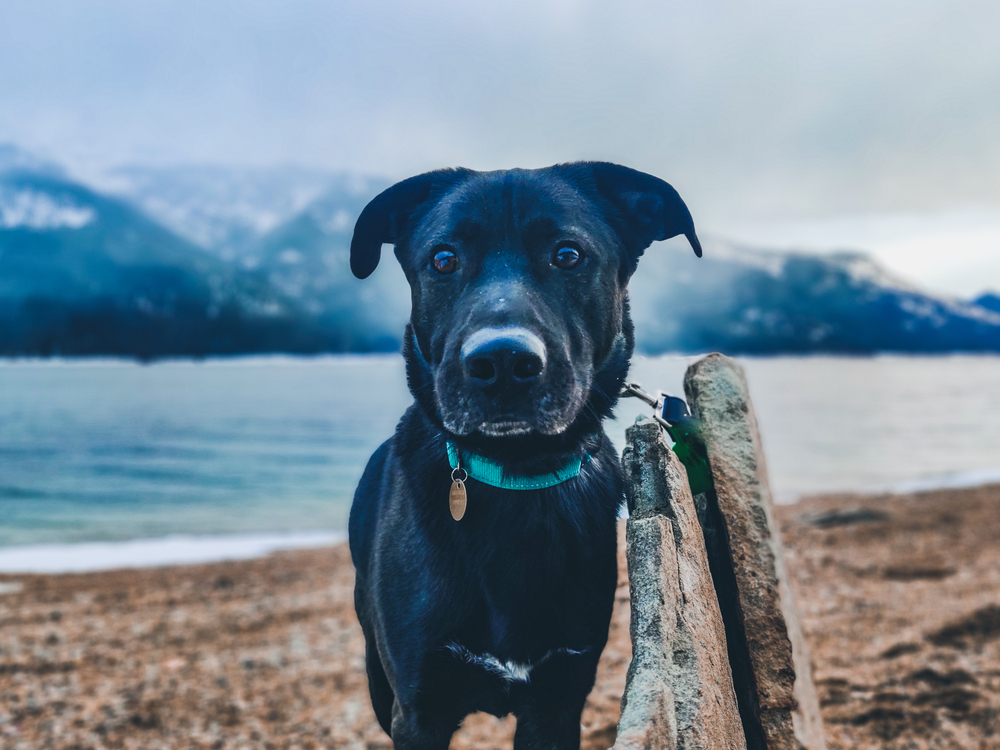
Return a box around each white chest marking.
[445,642,587,683]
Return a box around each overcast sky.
[2,0,998,294]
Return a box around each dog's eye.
[553,243,583,270]
[431,247,459,275]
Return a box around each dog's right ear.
[350,168,472,279]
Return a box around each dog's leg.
[511,651,600,750]
[364,641,394,735]
[389,701,460,750]
[512,698,587,750]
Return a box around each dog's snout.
[461,327,546,389]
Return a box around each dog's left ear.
[350,168,472,279]
[553,162,702,267]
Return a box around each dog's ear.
[553,162,701,267]
[350,168,472,279]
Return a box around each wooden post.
[615,418,746,750]
[614,353,826,750]
[684,354,826,750]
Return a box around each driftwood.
[615,353,826,750]
[617,419,746,750]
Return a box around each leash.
[619,382,713,496]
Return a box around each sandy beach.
[2,483,1000,749]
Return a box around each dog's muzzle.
[435,323,588,438]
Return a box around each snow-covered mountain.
[0,168,374,357]
[98,164,383,260]
[3,145,1000,358]
[242,182,407,351]
[628,238,1000,353]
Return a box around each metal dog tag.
[449,479,467,521]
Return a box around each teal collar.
[446,441,589,490]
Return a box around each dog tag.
[449,479,467,521]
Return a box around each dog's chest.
[444,641,587,684]
[443,525,611,663]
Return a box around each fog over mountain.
[0,154,397,357]
[628,239,1000,354]
[4,0,999,298]
[98,166,368,259]
[2,147,999,359]
[0,144,66,181]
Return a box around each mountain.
[261,216,1000,355]
[628,239,1000,353]
[99,164,382,260]
[4,144,1000,358]
[242,179,408,350]
[88,162,405,348]
[973,292,1000,314]
[0,169,372,358]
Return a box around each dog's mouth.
[430,325,593,440]
[477,420,533,437]
[434,362,592,439]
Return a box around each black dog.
[349,162,700,749]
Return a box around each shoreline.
[3,476,999,574]
[0,530,347,574]
[4,352,1000,366]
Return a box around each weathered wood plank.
[684,353,826,750]
[616,418,746,750]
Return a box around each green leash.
[446,441,589,491]
[620,382,713,496]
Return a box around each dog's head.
[351,162,700,451]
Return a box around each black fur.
[348,162,699,749]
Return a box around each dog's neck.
[446,439,589,490]
[403,313,634,474]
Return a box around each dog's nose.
[461,327,546,389]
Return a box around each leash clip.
[620,382,713,496]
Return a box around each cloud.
[1,0,998,226]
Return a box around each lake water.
[2,354,999,554]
